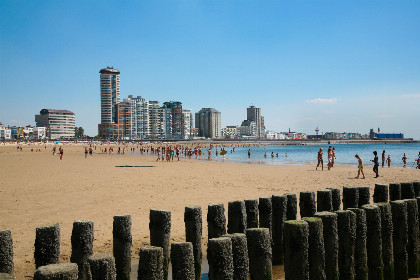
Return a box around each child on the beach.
[386,155,391,168]
[402,153,408,167]
[355,154,365,179]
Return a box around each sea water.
[211,142,420,167]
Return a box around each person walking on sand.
[316,148,323,170]
[332,147,336,167]
[355,154,365,179]
[371,151,379,178]
[59,146,64,160]
[402,153,408,167]
[84,147,88,158]
[386,155,391,168]
[381,150,386,168]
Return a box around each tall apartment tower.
[182,109,193,139]
[149,101,163,139]
[100,67,120,124]
[246,106,265,138]
[162,101,183,139]
[195,108,221,138]
[124,95,149,139]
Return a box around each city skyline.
[1,1,419,139]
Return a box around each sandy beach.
[1,143,419,279]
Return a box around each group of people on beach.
[316,146,336,171]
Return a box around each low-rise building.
[35,109,75,139]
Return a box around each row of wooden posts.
[1,181,420,280]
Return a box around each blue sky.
[1,0,420,138]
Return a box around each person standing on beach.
[402,153,408,167]
[371,151,379,178]
[386,155,391,167]
[316,148,323,170]
[332,147,336,167]
[381,150,386,168]
[248,149,251,158]
[59,146,63,160]
[327,146,333,170]
[355,154,365,179]
[52,146,56,155]
[84,147,88,158]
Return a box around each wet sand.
[0,144,419,279]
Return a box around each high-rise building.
[149,101,163,139]
[162,101,183,139]
[182,109,193,139]
[100,67,120,124]
[124,95,149,139]
[35,109,75,139]
[246,106,265,138]
[195,108,221,138]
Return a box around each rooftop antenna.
[315,126,319,136]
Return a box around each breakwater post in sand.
[314,212,339,280]
[302,217,325,280]
[317,189,333,212]
[207,237,234,280]
[88,253,117,280]
[272,195,287,265]
[207,204,226,240]
[358,186,371,207]
[34,224,60,269]
[33,263,78,280]
[246,228,272,280]
[70,220,94,280]
[404,199,420,278]
[363,204,384,280]
[348,208,368,280]
[285,193,297,220]
[244,199,259,229]
[374,184,389,203]
[391,200,408,280]
[299,191,316,218]
[284,221,309,280]
[137,246,163,280]
[224,233,249,280]
[375,203,394,280]
[335,210,356,280]
[258,197,272,238]
[343,186,359,210]
[149,209,171,280]
[389,183,401,201]
[113,215,132,280]
[413,181,420,197]
[0,230,13,276]
[170,242,195,280]
[184,206,202,280]
[401,182,415,199]
[327,188,341,211]
[227,201,247,234]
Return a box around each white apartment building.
[182,109,193,139]
[35,109,75,139]
[124,95,149,139]
[149,101,163,139]
[0,126,11,140]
